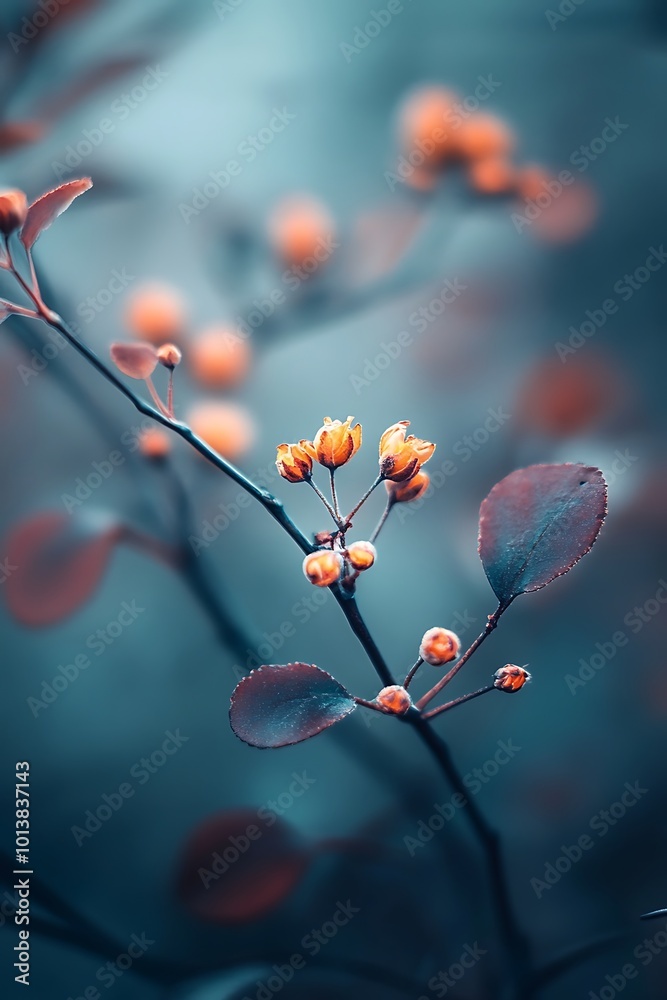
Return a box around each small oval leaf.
[230,663,356,748]
[4,511,122,627]
[478,463,607,605]
[110,341,158,379]
[176,809,310,923]
[20,177,92,249]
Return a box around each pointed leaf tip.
[20,177,92,249]
[478,463,607,605]
[229,662,356,748]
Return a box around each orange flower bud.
[124,282,186,344]
[189,325,251,388]
[276,442,312,483]
[187,401,255,461]
[379,420,435,482]
[419,627,461,666]
[269,196,335,268]
[397,86,459,169]
[0,189,28,236]
[346,540,376,571]
[457,113,515,162]
[302,416,361,470]
[156,343,182,368]
[138,427,171,460]
[386,470,430,504]
[493,664,531,693]
[376,685,412,715]
[302,550,343,587]
[468,157,516,195]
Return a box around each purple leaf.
[478,463,607,606]
[229,663,356,748]
[20,178,92,250]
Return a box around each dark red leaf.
[4,511,122,627]
[176,809,310,923]
[20,177,92,249]
[110,341,158,379]
[478,463,607,606]
[230,663,356,748]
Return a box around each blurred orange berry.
[398,86,459,168]
[457,113,515,162]
[268,196,335,268]
[0,188,27,235]
[156,343,182,368]
[187,401,255,461]
[138,427,171,460]
[110,341,158,380]
[302,550,343,588]
[189,325,251,388]
[468,157,517,195]
[346,540,376,571]
[124,282,186,345]
[419,627,461,666]
[494,664,532,693]
[275,442,312,483]
[302,416,361,470]
[379,420,435,482]
[515,164,552,202]
[376,685,412,715]
[386,470,430,504]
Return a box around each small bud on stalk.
[419,627,461,666]
[346,540,376,571]
[493,664,531,693]
[376,685,412,715]
[303,550,343,587]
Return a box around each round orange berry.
[376,685,412,715]
[268,196,335,269]
[189,325,251,388]
[302,550,343,588]
[124,282,186,345]
[187,401,255,461]
[419,627,461,666]
[346,541,376,571]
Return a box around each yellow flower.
[275,442,313,483]
[379,421,435,482]
[302,416,362,470]
[385,470,430,504]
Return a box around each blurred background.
[1,0,666,997]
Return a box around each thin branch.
[403,657,423,689]
[308,477,342,527]
[370,498,393,543]
[329,468,342,522]
[422,684,495,720]
[417,603,509,710]
[345,474,383,525]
